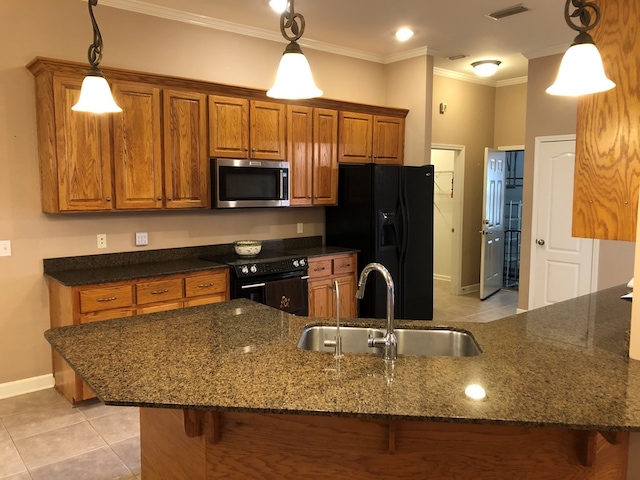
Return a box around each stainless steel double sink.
[297,325,481,357]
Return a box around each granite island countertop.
[44,285,640,431]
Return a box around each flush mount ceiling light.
[267,0,322,100]
[395,27,414,42]
[72,0,122,114]
[546,0,615,96]
[471,60,501,77]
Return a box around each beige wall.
[494,83,527,147]
[431,75,496,286]
[0,0,424,385]
[386,55,431,165]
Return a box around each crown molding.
[497,76,528,87]
[384,47,429,64]
[433,67,497,86]
[94,0,399,64]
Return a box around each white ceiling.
[102,0,575,83]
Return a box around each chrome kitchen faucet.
[356,263,397,361]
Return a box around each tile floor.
[0,280,517,479]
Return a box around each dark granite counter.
[288,245,358,258]
[44,285,640,431]
[44,259,227,286]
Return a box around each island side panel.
[140,407,207,480]
[200,411,627,479]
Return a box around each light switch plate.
[135,232,149,246]
[0,240,11,257]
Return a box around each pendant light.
[267,0,322,100]
[546,0,615,96]
[72,0,122,113]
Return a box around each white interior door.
[480,148,506,300]
[529,137,596,309]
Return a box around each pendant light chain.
[87,0,104,68]
[280,0,305,43]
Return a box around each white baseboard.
[461,283,480,294]
[516,308,527,314]
[433,274,451,282]
[0,374,55,400]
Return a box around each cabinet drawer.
[138,302,183,314]
[185,271,227,298]
[184,294,226,307]
[308,259,332,278]
[79,285,134,313]
[136,278,184,305]
[333,255,356,275]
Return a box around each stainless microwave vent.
[487,4,529,20]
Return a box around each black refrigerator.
[326,164,434,320]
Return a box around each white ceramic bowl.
[234,240,262,256]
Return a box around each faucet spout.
[357,263,397,360]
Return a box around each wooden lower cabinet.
[140,408,629,480]
[307,253,357,318]
[47,268,229,404]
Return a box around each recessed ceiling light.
[395,27,414,42]
[471,60,501,77]
[269,0,288,14]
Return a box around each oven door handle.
[301,275,309,280]
[240,282,266,290]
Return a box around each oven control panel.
[235,257,307,277]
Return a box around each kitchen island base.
[140,407,628,479]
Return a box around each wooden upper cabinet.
[313,108,338,205]
[287,106,338,206]
[52,75,113,212]
[163,90,209,209]
[112,82,163,210]
[373,115,404,165]
[287,105,313,206]
[209,97,285,160]
[572,0,640,241]
[209,95,249,158]
[250,100,286,160]
[339,112,372,164]
[338,112,405,165]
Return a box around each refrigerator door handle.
[398,180,409,264]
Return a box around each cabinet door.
[338,112,372,164]
[250,100,286,160]
[163,90,209,209]
[287,105,313,206]
[308,278,335,318]
[112,82,163,209]
[53,75,113,211]
[334,274,357,319]
[313,108,338,205]
[209,95,249,159]
[373,116,404,165]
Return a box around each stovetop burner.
[202,250,308,278]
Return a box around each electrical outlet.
[0,240,11,257]
[135,232,149,246]
[97,234,107,249]
[297,223,303,233]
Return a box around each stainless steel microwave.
[212,158,290,208]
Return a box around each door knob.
[536,239,545,246]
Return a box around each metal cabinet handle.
[106,197,111,202]
[197,283,215,288]
[536,239,545,246]
[151,289,170,295]
[314,267,326,272]
[96,296,117,302]
[338,263,351,268]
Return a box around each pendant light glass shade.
[72,67,122,113]
[546,41,615,96]
[267,42,323,100]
